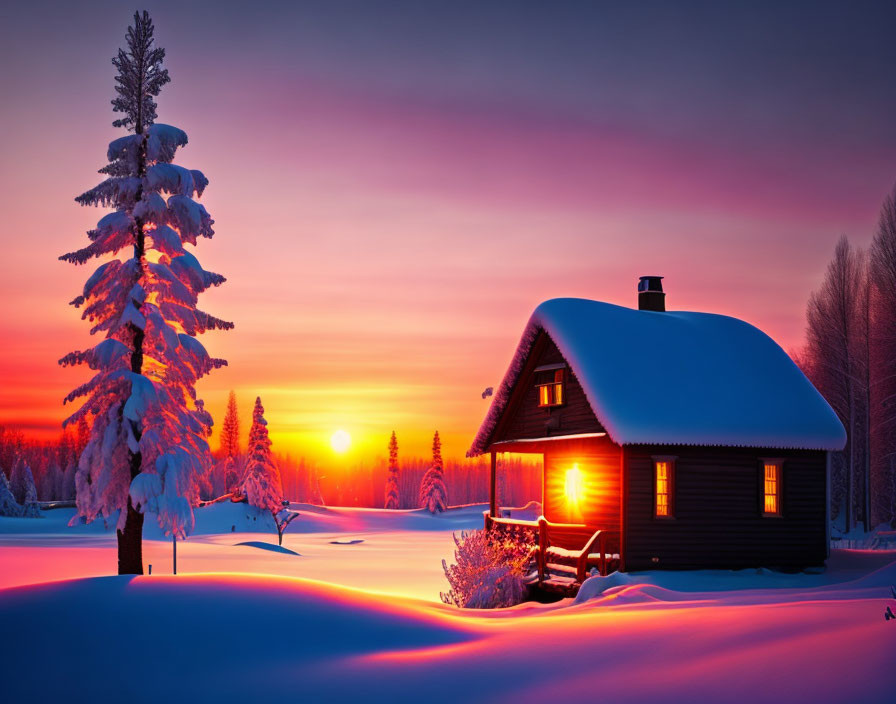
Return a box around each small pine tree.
[220,390,240,460]
[384,431,400,509]
[241,397,283,513]
[223,456,240,494]
[0,467,22,517]
[62,462,77,501]
[22,472,40,518]
[419,431,448,513]
[309,466,325,506]
[10,459,34,505]
[44,462,64,501]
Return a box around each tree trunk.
[117,498,145,574]
[119,111,148,575]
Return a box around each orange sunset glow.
[0,3,893,472]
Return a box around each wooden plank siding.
[541,437,622,555]
[623,445,828,571]
[492,331,605,445]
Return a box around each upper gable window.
[535,364,565,408]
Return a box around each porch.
[482,435,623,595]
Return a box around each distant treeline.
[209,451,543,510]
[279,457,541,509]
[797,185,896,531]
[0,421,543,511]
[0,424,85,501]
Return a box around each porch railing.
[484,512,617,582]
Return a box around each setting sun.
[330,429,351,454]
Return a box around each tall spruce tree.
[419,431,448,514]
[384,431,400,509]
[60,12,231,574]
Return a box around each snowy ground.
[1,503,894,702]
[0,502,489,600]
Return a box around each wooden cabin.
[468,277,846,593]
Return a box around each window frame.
[652,455,677,520]
[535,366,566,408]
[760,458,784,518]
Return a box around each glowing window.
[537,369,565,407]
[763,462,782,516]
[654,458,674,518]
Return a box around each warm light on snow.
[330,429,351,453]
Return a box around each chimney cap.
[638,275,664,293]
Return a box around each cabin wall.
[494,332,604,444]
[623,446,828,571]
[542,437,622,554]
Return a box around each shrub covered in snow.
[441,529,535,609]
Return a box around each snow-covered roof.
[469,298,846,455]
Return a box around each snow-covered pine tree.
[241,397,283,513]
[384,431,400,509]
[22,471,40,518]
[221,390,240,460]
[75,416,90,456]
[59,12,231,574]
[0,467,22,517]
[218,390,242,493]
[62,462,77,501]
[10,459,35,505]
[240,397,298,543]
[222,457,239,495]
[43,462,64,501]
[310,466,325,506]
[419,431,448,513]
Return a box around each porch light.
[565,465,584,506]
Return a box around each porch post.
[489,450,497,518]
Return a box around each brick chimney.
[638,276,665,312]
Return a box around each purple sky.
[0,1,893,458]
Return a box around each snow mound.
[0,575,477,702]
[1,567,893,703]
[575,555,896,606]
[235,541,300,555]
